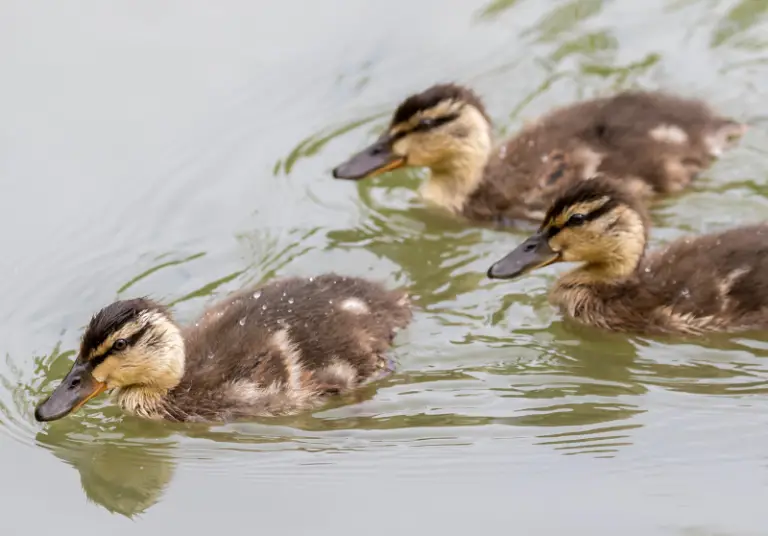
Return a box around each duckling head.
[487,176,649,282]
[332,83,493,182]
[35,298,184,422]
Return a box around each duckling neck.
[550,255,643,317]
[567,256,642,284]
[421,122,493,213]
[115,386,170,419]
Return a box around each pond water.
[2,0,768,534]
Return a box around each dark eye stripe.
[544,200,617,238]
[546,225,561,238]
[89,350,111,370]
[412,113,459,133]
[390,131,407,143]
[583,201,616,222]
[391,112,460,140]
[87,323,152,369]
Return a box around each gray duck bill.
[34,359,107,422]
[332,137,405,180]
[487,232,560,279]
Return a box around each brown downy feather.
[172,275,412,421]
[333,83,746,227]
[37,274,412,423]
[488,177,768,335]
[465,90,746,224]
[562,225,768,334]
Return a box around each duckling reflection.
[487,176,768,335]
[35,274,412,422]
[40,430,177,518]
[333,83,746,226]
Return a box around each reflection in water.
[37,422,178,518]
[6,265,768,518]
[524,0,605,43]
[501,72,571,136]
[117,252,206,295]
[169,269,245,306]
[4,343,177,517]
[459,323,646,457]
[276,114,386,177]
[235,226,325,287]
[327,205,493,310]
[633,335,768,395]
[581,52,662,86]
[711,0,768,48]
[475,0,522,20]
[550,31,618,63]
[3,0,768,530]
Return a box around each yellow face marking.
[544,201,646,280]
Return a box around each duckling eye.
[113,339,128,351]
[417,118,437,129]
[567,213,586,227]
[413,113,459,133]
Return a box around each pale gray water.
[2,0,768,534]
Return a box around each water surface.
[2,0,768,534]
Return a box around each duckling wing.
[570,91,744,193]
[175,275,412,419]
[640,224,768,329]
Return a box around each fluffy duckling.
[35,274,412,423]
[333,84,746,225]
[486,177,768,335]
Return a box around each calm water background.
[2,0,768,534]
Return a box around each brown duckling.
[35,274,412,423]
[486,176,768,335]
[332,84,746,225]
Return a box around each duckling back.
[468,90,745,224]
[569,91,746,192]
[635,224,768,333]
[171,274,412,421]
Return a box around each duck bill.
[34,360,107,422]
[487,232,560,279]
[332,137,406,180]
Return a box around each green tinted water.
[2,0,768,534]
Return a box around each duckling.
[486,176,768,335]
[34,274,412,423]
[332,84,746,225]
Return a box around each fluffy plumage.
[35,274,412,423]
[333,83,746,227]
[487,177,768,335]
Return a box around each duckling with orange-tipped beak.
[333,84,746,226]
[487,176,768,335]
[35,274,412,423]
